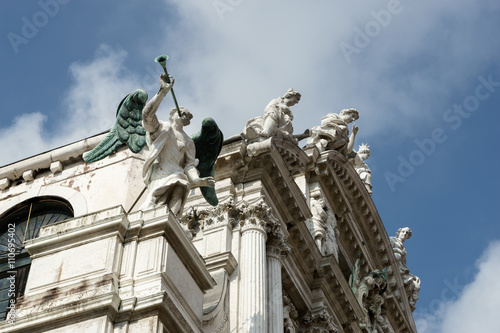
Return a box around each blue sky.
[1,1,499,331]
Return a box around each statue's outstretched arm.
[142,74,174,139]
[347,124,359,154]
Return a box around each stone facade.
[0,123,419,332]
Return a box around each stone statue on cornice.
[349,143,373,195]
[306,108,359,155]
[139,75,222,215]
[389,227,421,311]
[242,88,308,144]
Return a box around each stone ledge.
[0,291,120,333]
[25,205,128,257]
[204,251,238,275]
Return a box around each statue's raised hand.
[352,124,359,135]
[159,74,174,93]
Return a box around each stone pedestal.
[0,206,214,333]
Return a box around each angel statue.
[83,73,223,216]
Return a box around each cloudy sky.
[1,1,499,331]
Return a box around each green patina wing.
[191,117,224,206]
[84,89,148,163]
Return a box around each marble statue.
[310,194,339,260]
[139,74,222,215]
[310,195,328,254]
[390,227,420,311]
[83,55,223,214]
[306,108,359,155]
[349,143,373,195]
[242,88,304,143]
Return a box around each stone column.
[266,227,290,333]
[238,201,273,332]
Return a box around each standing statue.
[306,108,359,155]
[83,55,223,216]
[390,227,421,311]
[309,194,339,260]
[242,88,304,144]
[139,74,222,215]
[349,143,373,195]
[310,195,328,255]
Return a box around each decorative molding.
[0,184,88,218]
[283,290,299,333]
[267,224,291,260]
[204,251,238,275]
[198,199,239,231]
[14,283,114,319]
[298,308,339,333]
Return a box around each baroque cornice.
[313,150,417,332]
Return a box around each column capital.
[197,199,239,231]
[267,225,291,260]
[238,198,279,233]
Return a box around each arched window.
[0,197,73,321]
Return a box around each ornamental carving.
[179,206,198,238]
[267,224,291,260]
[283,290,299,333]
[298,308,339,333]
[238,199,279,233]
[12,284,113,319]
[180,200,240,237]
[197,199,239,231]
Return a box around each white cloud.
[0,113,47,165]
[0,45,140,166]
[415,241,500,333]
[159,0,500,139]
[1,1,498,165]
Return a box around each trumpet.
[155,54,182,117]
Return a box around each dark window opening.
[0,197,73,321]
